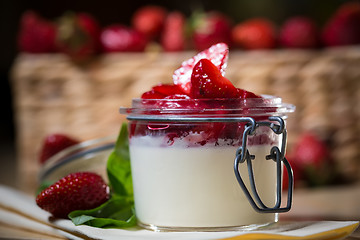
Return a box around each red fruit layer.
[129,121,276,147]
[128,97,278,147]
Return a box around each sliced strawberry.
[36,172,109,218]
[141,90,167,99]
[152,84,185,96]
[141,84,185,99]
[236,88,261,98]
[190,58,238,99]
[173,42,229,95]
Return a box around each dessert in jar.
[120,43,295,231]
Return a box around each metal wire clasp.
[234,116,293,213]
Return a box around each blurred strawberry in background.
[160,11,186,52]
[288,132,337,187]
[189,11,232,51]
[100,25,147,52]
[282,154,301,191]
[232,18,276,50]
[279,16,319,48]
[56,12,100,60]
[39,133,80,164]
[132,5,167,41]
[18,11,57,53]
[322,1,360,46]
[16,2,360,55]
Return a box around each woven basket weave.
[11,46,360,192]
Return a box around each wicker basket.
[11,46,360,193]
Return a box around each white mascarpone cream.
[129,134,278,229]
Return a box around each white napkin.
[52,220,359,240]
[0,184,358,240]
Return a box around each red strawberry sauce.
[122,96,291,147]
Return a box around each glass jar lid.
[120,95,295,120]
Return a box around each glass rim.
[38,135,116,182]
[120,95,295,118]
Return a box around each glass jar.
[120,96,295,231]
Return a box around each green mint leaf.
[69,195,136,228]
[70,215,96,225]
[107,123,133,197]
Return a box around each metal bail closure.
[234,116,294,213]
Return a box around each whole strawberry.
[57,12,100,60]
[282,154,302,190]
[279,16,319,48]
[232,18,276,50]
[322,1,360,46]
[290,133,334,186]
[132,5,167,40]
[190,11,232,51]
[293,133,329,169]
[160,11,186,52]
[18,11,57,53]
[36,172,110,218]
[100,25,147,52]
[39,134,79,164]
